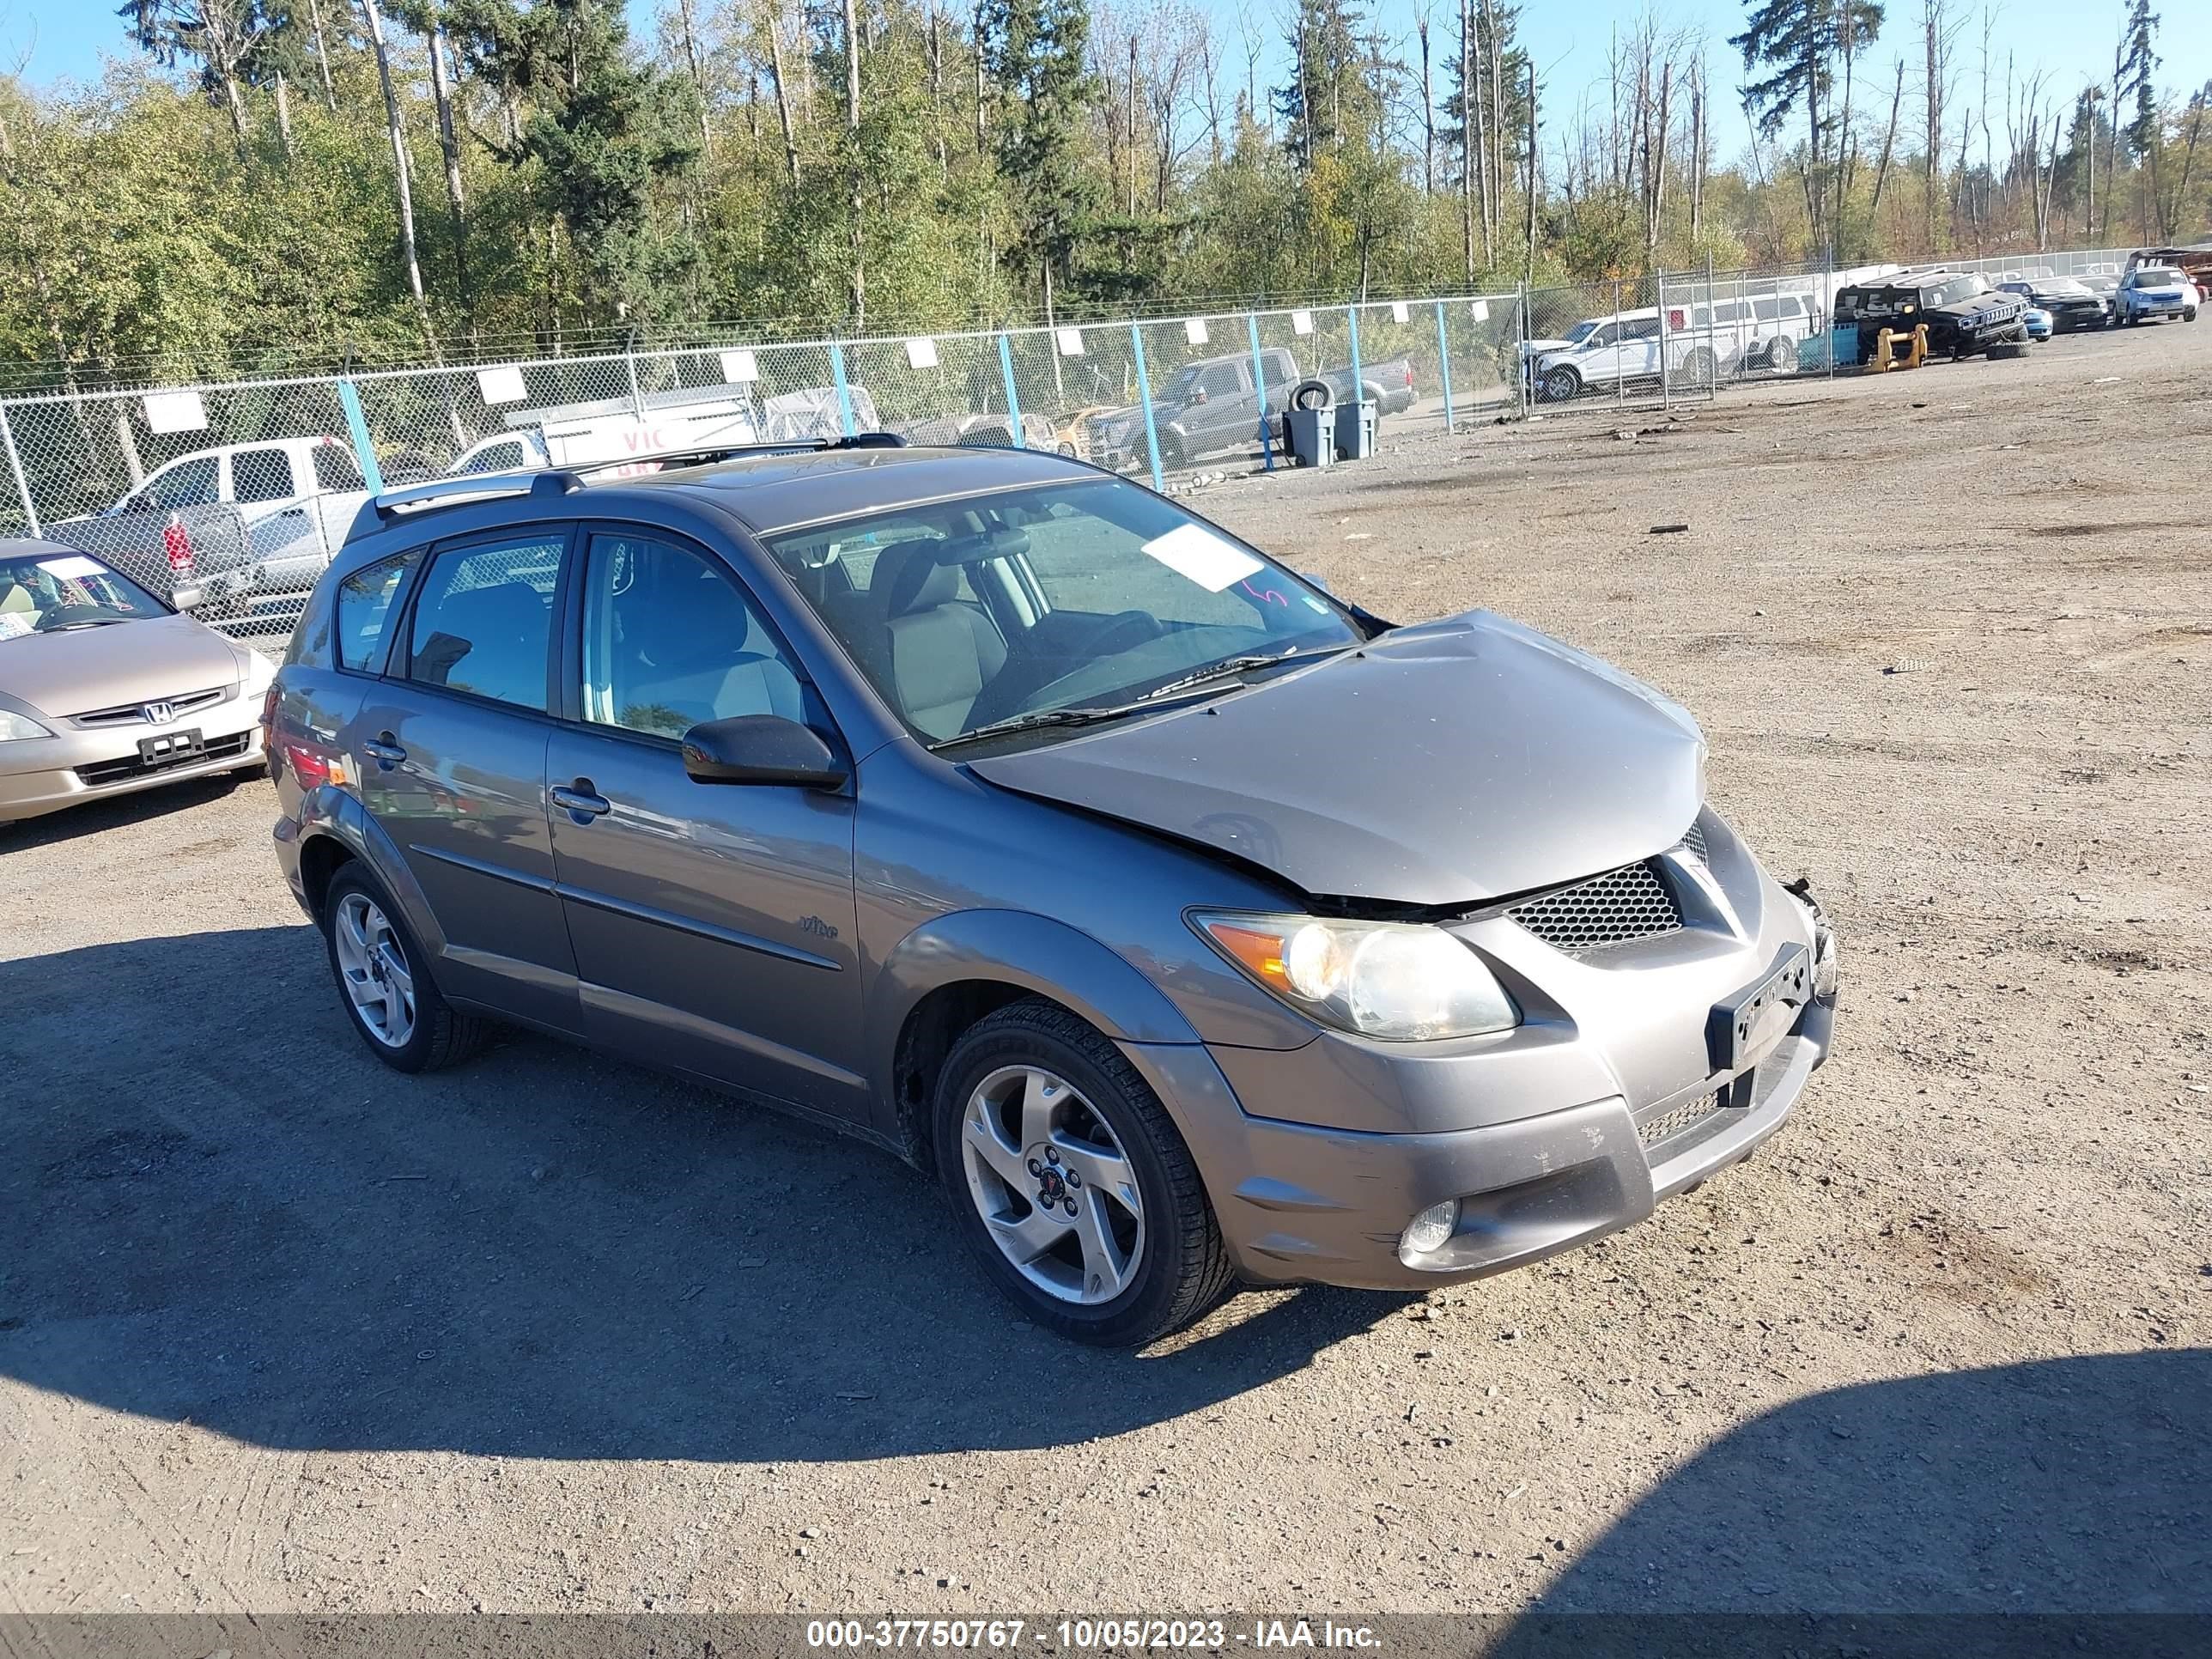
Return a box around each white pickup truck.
[98,435,369,600]
[448,395,769,477]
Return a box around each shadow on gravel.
[0,927,1404,1461]
[1491,1347,2210,1655]
[0,770,258,849]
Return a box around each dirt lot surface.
[4,323,2208,1626]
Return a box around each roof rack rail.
[358,432,909,531]
[363,468,576,524]
[550,429,909,485]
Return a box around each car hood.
[0,611,243,717]
[966,610,1706,908]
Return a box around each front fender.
[861,907,1205,1109]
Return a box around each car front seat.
[868,542,1008,740]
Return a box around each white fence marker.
[1055,328,1085,356]
[904,337,939,369]
[477,365,527,406]
[1471,300,1491,323]
[719,349,759,383]
[1390,301,1410,324]
[1184,318,1210,346]
[143,391,208,434]
[1291,310,1314,336]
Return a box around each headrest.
[872,527,1031,619]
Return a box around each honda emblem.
[143,702,173,726]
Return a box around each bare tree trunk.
[307,0,338,110]
[1485,0,1503,222]
[1869,60,1905,221]
[767,2,801,189]
[678,0,714,149]
[1523,58,1536,281]
[1459,0,1476,277]
[1416,10,1435,193]
[1923,0,1945,254]
[1127,35,1139,216]
[360,0,435,353]
[842,0,864,325]
[426,21,474,332]
[1690,59,1706,241]
[927,0,947,177]
[974,0,988,155]
[273,70,295,155]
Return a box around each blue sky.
[3,0,2205,170]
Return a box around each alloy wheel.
[333,890,416,1048]
[959,1064,1146,1305]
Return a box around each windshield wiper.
[40,618,132,632]
[934,684,1228,750]
[1137,647,1339,702]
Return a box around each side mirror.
[170,582,204,611]
[681,714,848,789]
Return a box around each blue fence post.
[1346,305,1363,395]
[336,379,385,495]
[997,334,1025,448]
[828,343,857,436]
[1434,301,1456,434]
[1246,314,1274,471]
[1129,324,1164,492]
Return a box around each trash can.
[1285,407,1334,468]
[1827,325,1862,368]
[1333,398,1377,461]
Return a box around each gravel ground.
[3,322,2208,1626]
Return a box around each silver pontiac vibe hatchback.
[266,439,1839,1346]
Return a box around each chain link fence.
[0,246,2143,646]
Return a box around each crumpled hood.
[967,610,1706,908]
[0,612,244,718]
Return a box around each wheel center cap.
[1023,1146,1081,1215]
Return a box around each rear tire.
[321,865,486,1073]
[933,998,1234,1347]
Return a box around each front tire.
[933,999,1233,1346]
[322,865,486,1073]
[1543,366,1583,403]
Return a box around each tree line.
[0,0,2203,392]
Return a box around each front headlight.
[236,649,276,694]
[0,708,56,742]
[1191,911,1520,1041]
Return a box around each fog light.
[1399,1199,1460,1261]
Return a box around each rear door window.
[232,447,298,505]
[1197,364,1243,398]
[313,441,367,493]
[404,532,566,712]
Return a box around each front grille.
[1508,859,1684,954]
[1639,1091,1726,1147]
[75,730,251,787]
[70,686,230,728]
[1676,818,1708,863]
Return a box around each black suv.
[1996,277,2112,332]
[1833,272,2027,360]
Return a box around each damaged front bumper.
[1124,872,1841,1293]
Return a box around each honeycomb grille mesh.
[1508,860,1684,954]
[1677,818,1708,862]
[1638,1091,1726,1146]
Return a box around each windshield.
[0,548,167,640]
[762,479,1363,744]
[2039,278,2089,296]
[1563,320,1601,346]
[2137,268,2185,287]
[1923,276,1981,307]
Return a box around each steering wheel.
[1078,610,1163,657]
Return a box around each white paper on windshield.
[1470,299,1492,323]
[1390,301,1411,324]
[477,365,527,405]
[1055,328,1085,357]
[720,349,759,383]
[0,610,30,641]
[1183,318,1209,346]
[37,555,104,580]
[904,337,939,369]
[1291,310,1315,336]
[143,390,207,434]
[1140,522,1262,593]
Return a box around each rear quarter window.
[335,552,420,672]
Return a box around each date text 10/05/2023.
[805,1619,1384,1650]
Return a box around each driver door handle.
[362,732,406,765]
[551,781,611,820]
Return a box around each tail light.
[161,514,194,576]
[1403,363,1414,386]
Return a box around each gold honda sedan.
[0,538,270,824]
